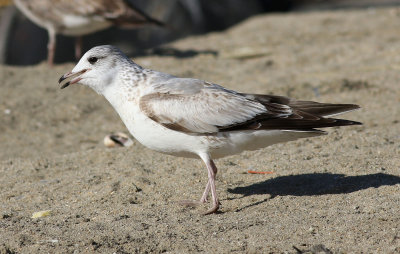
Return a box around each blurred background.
[1,0,399,65]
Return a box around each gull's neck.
[101,67,143,119]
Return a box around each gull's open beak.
[58,69,89,89]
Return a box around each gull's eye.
[88,57,98,64]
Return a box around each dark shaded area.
[293,244,333,254]
[137,47,218,58]
[228,173,400,197]
[2,0,400,65]
[2,0,264,65]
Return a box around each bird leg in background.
[47,28,56,66]
[75,37,82,60]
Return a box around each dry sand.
[1,7,400,253]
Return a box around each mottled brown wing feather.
[221,114,361,132]
[243,94,360,117]
[220,94,361,132]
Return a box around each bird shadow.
[227,172,400,211]
[134,47,219,59]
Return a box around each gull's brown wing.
[139,79,361,134]
[221,94,361,132]
[243,94,360,117]
[139,79,286,134]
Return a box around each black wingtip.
[345,104,361,111]
[334,119,362,126]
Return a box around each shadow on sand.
[135,47,218,58]
[228,173,400,211]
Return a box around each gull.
[59,45,362,214]
[14,0,165,66]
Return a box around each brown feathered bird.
[13,0,165,65]
[58,45,362,214]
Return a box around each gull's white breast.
[103,86,208,158]
[126,106,209,158]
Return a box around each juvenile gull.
[14,0,165,65]
[59,45,362,214]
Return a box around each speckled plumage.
[59,45,361,214]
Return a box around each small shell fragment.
[31,210,52,218]
[104,132,133,148]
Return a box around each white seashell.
[31,210,52,218]
[103,132,133,148]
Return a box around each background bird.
[13,0,165,66]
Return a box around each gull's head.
[59,45,132,94]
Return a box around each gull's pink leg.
[47,28,56,66]
[200,180,210,203]
[75,36,82,60]
[178,154,220,214]
[178,178,210,207]
[199,153,219,215]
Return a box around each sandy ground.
[1,7,400,253]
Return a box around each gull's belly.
[122,110,210,158]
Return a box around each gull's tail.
[223,93,362,132]
[247,94,360,117]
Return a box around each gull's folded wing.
[139,78,361,134]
